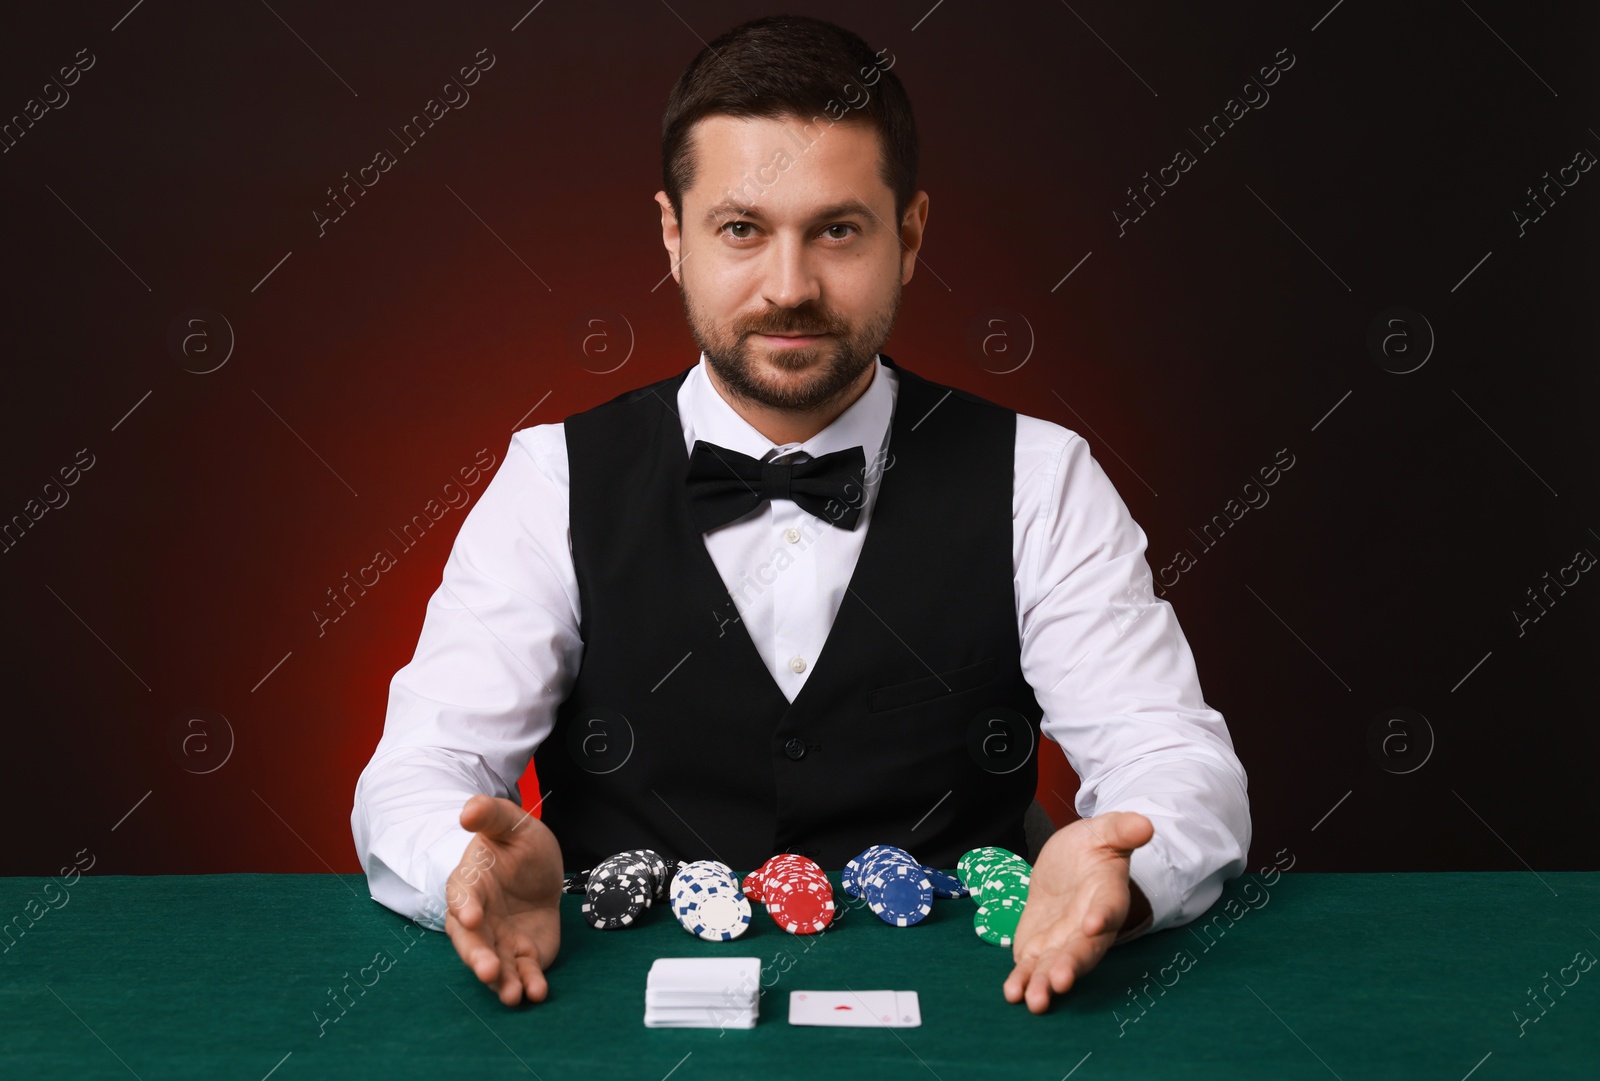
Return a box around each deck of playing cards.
[788,990,922,1027]
[643,957,761,1029]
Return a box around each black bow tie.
[684,439,868,533]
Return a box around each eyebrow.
[702,199,877,228]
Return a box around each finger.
[494,955,523,1006]
[458,793,507,835]
[463,933,499,983]
[517,954,549,1004]
[1025,955,1056,1014]
[469,943,501,985]
[1084,894,1130,952]
[1101,810,1155,854]
[1003,957,1035,1004]
[444,912,500,984]
[450,882,482,929]
[1082,907,1107,938]
[1048,949,1081,996]
[473,946,499,985]
[459,793,531,840]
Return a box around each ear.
[655,191,683,285]
[898,191,930,285]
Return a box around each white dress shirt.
[351,353,1251,937]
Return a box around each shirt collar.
[682,351,896,461]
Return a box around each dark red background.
[1,1,1595,878]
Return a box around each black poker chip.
[574,849,675,928]
[614,849,671,900]
[582,870,652,930]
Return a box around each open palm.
[1004,810,1154,1013]
[444,794,564,1006]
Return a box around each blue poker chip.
[856,846,903,872]
[858,849,916,890]
[864,863,934,927]
[841,852,868,898]
[922,867,968,898]
[846,845,926,898]
[843,846,894,897]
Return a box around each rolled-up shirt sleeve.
[351,425,583,931]
[1015,418,1251,940]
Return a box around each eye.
[720,221,756,240]
[823,224,858,241]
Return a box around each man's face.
[657,114,927,415]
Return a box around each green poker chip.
[958,846,1014,886]
[974,895,1025,947]
[959,845,1034,947]
[980,865,1030,899]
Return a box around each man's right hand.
[444,794,563,1006]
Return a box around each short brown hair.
[661,15,918,229]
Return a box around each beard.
[680,276,901,414]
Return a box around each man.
[351,14,1250,1016]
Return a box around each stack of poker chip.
[957,846,1032,947]
[742,854,836,935]
[670,860,753,942]
[842,845,967,928]
[580,849,673,930]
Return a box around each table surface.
[3,870,1597,1079]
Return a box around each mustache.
[744,313,840,336]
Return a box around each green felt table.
[3,871,1597,1079]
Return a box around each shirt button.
[785,527,800,543]
[789,656,806,673]
[784,738,807,761]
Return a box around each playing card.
[646,957,759,999]
[644,957,761,1029]
[787,990,921,1027]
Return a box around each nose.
[759,230,823,311]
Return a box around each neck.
[707,360,877,446]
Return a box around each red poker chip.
[766,871,835,934]
[762,856,814,873]
[751,857,813,894]
[746,855,819,901]
[748,854,837,933]
[762,863,825,891]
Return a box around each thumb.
[1091,811,1154,854]
[459,794,529,840]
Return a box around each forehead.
[684,113,888,212]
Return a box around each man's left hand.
[1003,810,1155,1014]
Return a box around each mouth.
[754,332,828,348]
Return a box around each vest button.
[783,738,807,761]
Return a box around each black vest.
[534,354,1044,870]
